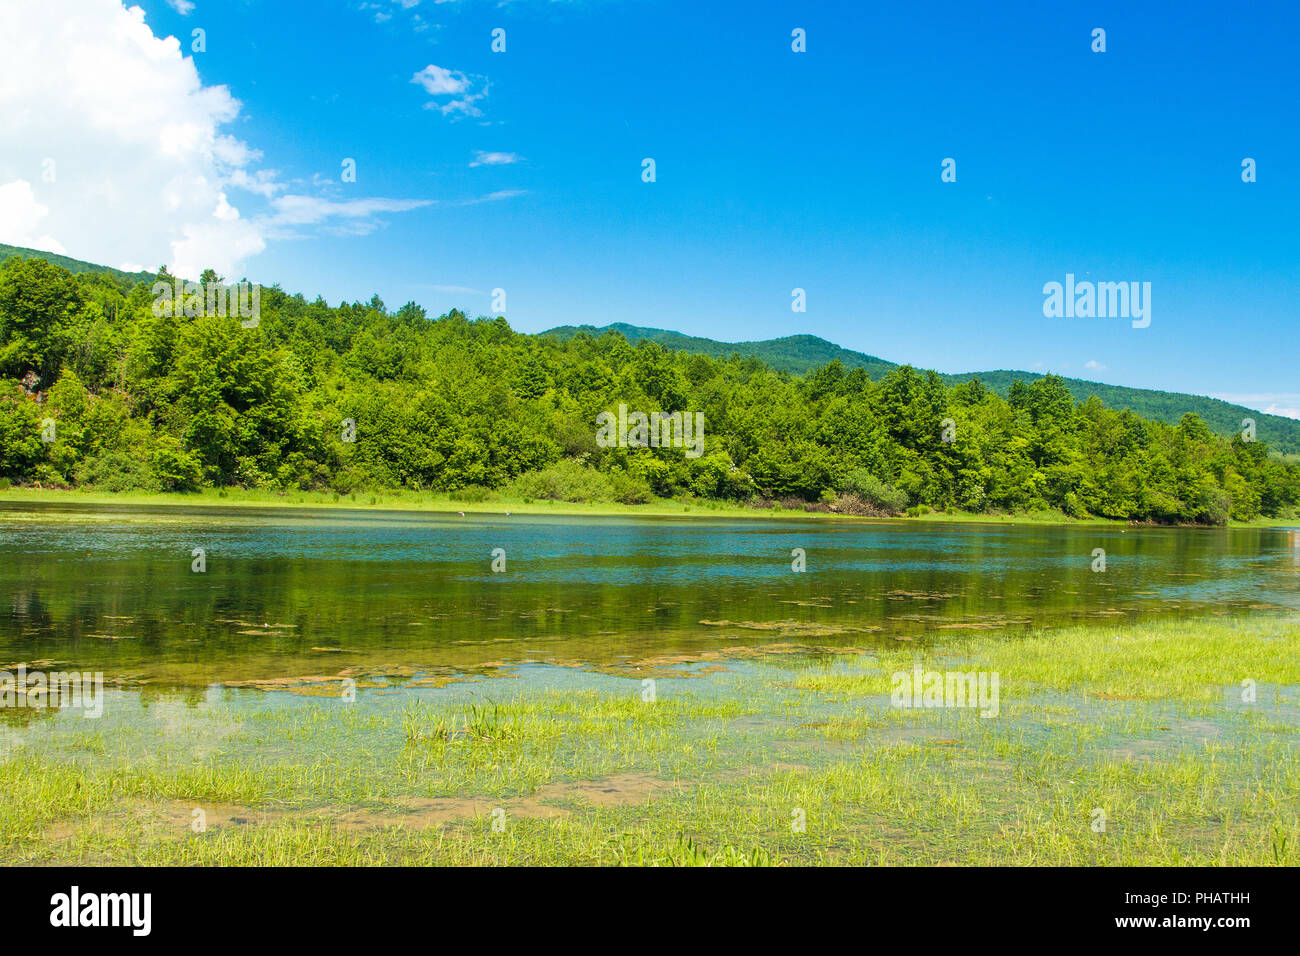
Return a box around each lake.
[3,501,1298,692]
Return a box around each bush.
[329,467,365,495]
[506,459,615,503]
[74,449,161,492]
[840,468,909,514]
[608,470,654,504]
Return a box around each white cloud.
[411,64,487,116]
[0,1,433,279]
[165,0,195,14]
[0,0,261,277]
[470,150,521,167]
[226,168,284,199]
[1084,360,1106,372]
[412,64,469,96]
[171,213,266,279]
[0,180,67,254]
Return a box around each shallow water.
[3,501,1299,690]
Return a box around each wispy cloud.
[266,195,432,225]
[252,188,522,239]
[359,1,440,34]
[452,189,527,206]
[259,195,435,238]
[470,150,522,167]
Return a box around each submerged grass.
[2,615,1297,865]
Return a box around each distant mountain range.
[544,323,1300,455]
[2,243,1294,454]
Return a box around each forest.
[1,252,1298,525]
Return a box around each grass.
[2,614,1297,865]
[0,485,801,521]
[3,485,1295,528]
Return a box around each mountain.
[543,323,898,379]
[937,370,1299,455]
[3,244,1292,453]
[543,323,1300,455]
[0,242,154,284]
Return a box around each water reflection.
[2,502,1297,687]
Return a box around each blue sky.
[7,0,1299,410]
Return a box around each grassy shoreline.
[3,613,1297,865]
[2,485,1296,529]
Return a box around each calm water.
[2,501,1298,689]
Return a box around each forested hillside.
[2,251,1298,525]
[545,323,1300,454]
[0,242,153,284]
[545,323,899,379]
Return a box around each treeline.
[1,254,1297,524]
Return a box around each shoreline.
[1,485,1296,529]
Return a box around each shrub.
[608,470,655,504]
[506,459,615,503]
[840,468,909,514]
[74,449,161,493]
